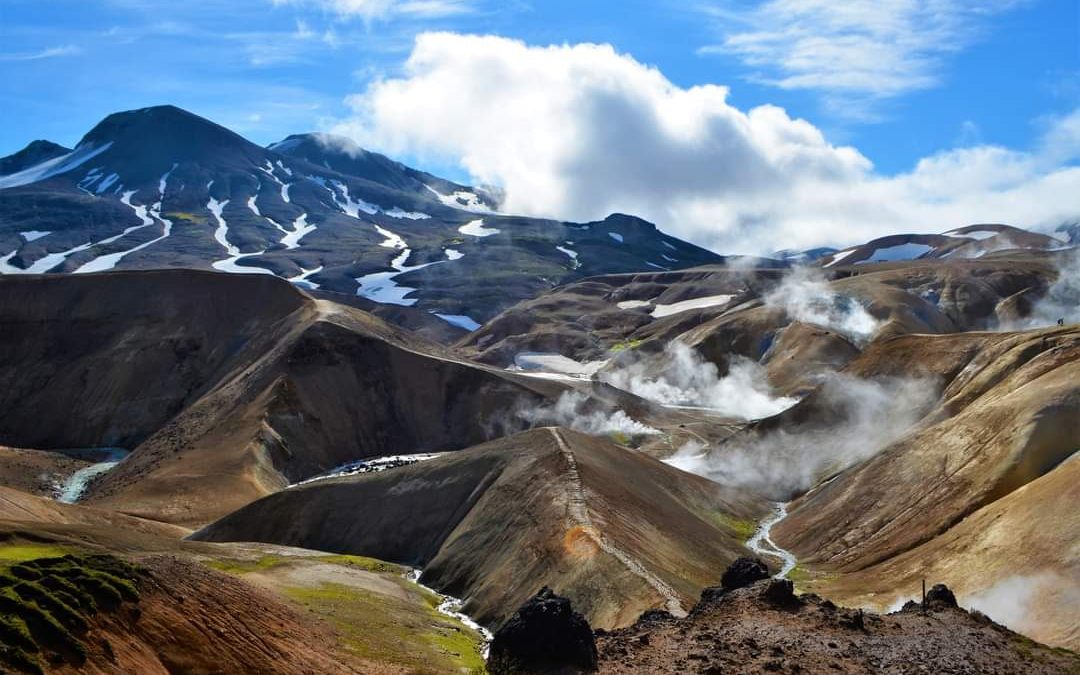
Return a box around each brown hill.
[771,325,1079,650]
[0,484,489,674]
[0,270,586,526]
[192,427,769,630]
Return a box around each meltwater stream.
[747,501,797,579]
[407,569,494,658]
[56,448,129,504]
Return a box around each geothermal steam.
[601,342,797,420]
[764,266,881,343]
[518,390,660,437]
[1024,248,1080,327]
[665,373,939,499]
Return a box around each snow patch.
[434,313,482,331]
[355,247,441,306]
[824,249,857,267]
[945,229,999,240]
[385,207,431,220]
[325,179,378,217]
[374,224,406,249]
[444,248,464,260]
[855,243,934,264]
[555,245,578,260]
[617,299,652,310]
[212,250,276,275]
[651,294,735,318]
[281,213,316,249]
[288,265,323,290]
[424,184,494,213]
[512,352,608,378]
[459,219,499,237]
[608,232,624,243]
[95,172,119,193]
[0,141,114,189]
[20,231,50,242]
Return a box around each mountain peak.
[0,140,71,177]
[79,105,254,154]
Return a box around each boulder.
[763,579,800,608]
[488,587,597,674]
[926,583,958,609]
[721,557,770,591]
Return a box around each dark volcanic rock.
[489,587,597,674]
[763,578,800,608]
[926,583,958,609]
[721,557,770,591]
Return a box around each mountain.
[820,224,1067,267]
[0,269,598,525]
[0,139,71,176]
[769,325,1079,650]
[1056,220,1079,244]
[0,105,723,333]
[192,427,768,630]
[267,132,492,204]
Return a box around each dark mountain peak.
[0,140,71,177]
[594,213,658,234]
[79,105,260,160]
[67,105,270,185]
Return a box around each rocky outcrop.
[925,583,958,609]
[489,587,597,674]
[720,557,770,591]
[595,579,1079,674]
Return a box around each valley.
[0,106,1077,674]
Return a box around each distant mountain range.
[0,105,722,332]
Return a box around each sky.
[1,0,1078,253]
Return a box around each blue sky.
[1,0,1074,168]
[1,0,1078,251]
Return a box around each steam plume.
[1024,249,1080,327]
[665,374,939,499]
[764,266,880,344]
[600,342,797,421]
[518,390,660,437]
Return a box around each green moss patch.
[203,554,290,575]
[0,545,69,564]
[314,554,405,575]
[164,211,208,225]
[609,338,644,353]
[284,580,487,673]
[0,554,142,673]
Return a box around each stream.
[56,448,129,504]
[406,569,494,657]
[289,452,445,488]
[747,501,797,579]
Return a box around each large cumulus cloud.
[333,32,1080,253]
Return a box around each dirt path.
[547,427,687,617]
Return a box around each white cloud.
[270,0,472,20]
[332,33,1080,254]
[0,45,82,62]
[700,0,1030,115]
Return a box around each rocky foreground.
[492,559,1080,674]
